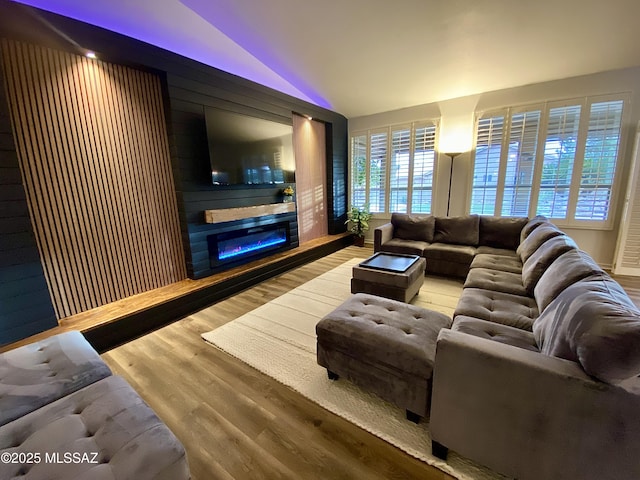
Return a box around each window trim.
[468,93,631,230]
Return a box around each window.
[350,121,437,214]
[470,95,627,227]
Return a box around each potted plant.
[345,205,372,246]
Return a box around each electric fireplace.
[207,221,291,269]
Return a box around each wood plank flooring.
[101,246,455,480]
[101,245,640,480]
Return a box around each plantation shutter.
[471,115,504,215]
[369,132,387,213]
[576,100,624,220]
[537,105,581,219]
[412,124,436,213]
[390,127,410,213]
[350,134,367,208]
[613,125,640,275]
[502,110,541,216]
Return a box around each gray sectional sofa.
[0,331,190,479]
[374,213,640,480]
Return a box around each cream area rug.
[201,258,504,480]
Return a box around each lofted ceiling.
[10,0,640,118]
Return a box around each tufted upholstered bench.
[316,293,451,421]
[0,330,112,426]
[0,375,190,479]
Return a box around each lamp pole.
[445,152,462,217]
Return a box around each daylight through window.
[350,122,437,214]
[470,95,626,227]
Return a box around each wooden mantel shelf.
[204,202,296,223]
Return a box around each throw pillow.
[391,213,435,242]
[533,276,640,384]
[433,215,480,246]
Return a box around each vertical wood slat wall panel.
[293,115,328,244]
[0,39,186,319]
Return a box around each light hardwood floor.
[100,245,640,480]
[101,246,455,480]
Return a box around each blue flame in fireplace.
[218,236,287,260]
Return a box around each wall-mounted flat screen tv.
[205,107,295,186]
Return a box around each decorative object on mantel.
[282,185,295,203]
[346,205,372,247]
[204,203,295,224]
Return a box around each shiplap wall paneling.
[0,2,348,286]
[1,39,186,318]
[0,57,57,345]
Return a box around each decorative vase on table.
[282,185,294,203]
[345,205,372,247]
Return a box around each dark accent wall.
[0,59,57,346]
[0,1,348,280]
[0,1,348,342]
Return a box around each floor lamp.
[445,152,462,217]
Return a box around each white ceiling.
[12,0,640,118]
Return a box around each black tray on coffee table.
[358,252,421,273]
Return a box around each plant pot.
[354,235,365,247]
[283,196,293,203]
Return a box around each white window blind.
[576,100,624,220]
[390,128,411,213]
[350,134,367,208]
[470,94,627,227]
[502,110,541,216]
[471,116,503,215]
[369,132,388,213]
[412,124,436,213]
[538,105,581,219]
[349,121,438,215]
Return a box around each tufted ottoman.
[0,375,190,480]
[316,293,451,421]
[0,330,112,426]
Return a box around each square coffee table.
[351,252,426,302]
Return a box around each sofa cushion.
[475,245,519,258]
[391,213,435,242]
[423,243,476,264]
[479,216,528,250]
[378,238,429,256]
[453,316,539,352]
[516,223,563,263]
[533,276,640,384]
[470,254,523,273]
[0,330,112,427]
[463,268,528,297]
[519,215,549,243]
[521,235,578,294]
[433,215,480,246]
[534,249,605,312]
[454,288,538,331]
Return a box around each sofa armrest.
[430,329,640,480]
[374,222,394,252]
